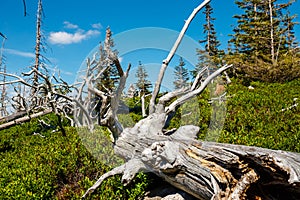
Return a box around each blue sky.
[1,0,299,88]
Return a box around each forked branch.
[149,0,211,114]
[166,64,232,114]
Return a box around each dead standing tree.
[33,0,43,87]
[0,67,73,132]
[76,0,300,199]
[0,0,72,131]
[73,27,131,141]
[0,32,8,117]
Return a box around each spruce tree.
[192,3,223,78]
[228,0,299,82]
[135,61,152,117]
[135,61,152,96]
[173,57,190,89]
[96,27,120,93]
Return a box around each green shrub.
[0,79,299,199]
[219,78,300,152]
[0,115,152,199]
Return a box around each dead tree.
[73,27,131,141]
[0,0,298,199]
[72,0,300,199]
[0,0,72,131]
[33,0,43,87]
[0,68,73,133]
[0,32,8,117]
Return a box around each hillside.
[0,79,299,199]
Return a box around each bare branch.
[22,0,27,16]
[82,164,126,198]
[0,32,7,39]
[223,71,232,84]
[83,158,148,198]
[166,64,232,114]
[191,66,208,90]
[0,71,37,89]
[281,98,298,112]
[158,87,190,106]
[149,0,211,114]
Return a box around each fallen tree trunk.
[84,113,300,199]
[0,110,27,123]
[0,109,52,130]
[71,0,299,198]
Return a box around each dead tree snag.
[79,1,300,199]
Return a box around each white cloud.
[48,30,100,45]
[4,48,35,58]
[86,30,100,36]
[63,21,79,29]
[49,21,101,45]
[91,23,102,29]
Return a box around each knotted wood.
[84,112,300,199]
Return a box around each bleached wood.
[149,0,211,114]
[166,64,231,114]
[84,110,300,199]
[0,109,52,129]
[191,66,208,91]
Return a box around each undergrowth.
[0,79,299,199]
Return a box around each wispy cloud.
[4,48,35,58]
[91,23,102,29]
[63,21,79,29]
[48,21,101,45]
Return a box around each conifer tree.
[135,61,152,117]
[200,3,221,60]
[173,57,189,89]
[135,61,152,96]
[228,0,299,82]
[281,10,299,53]
[93,27,120,124]
[96,27,120,93]
[192,3,223,78]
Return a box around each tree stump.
[84,113,300,199]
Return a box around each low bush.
[220,78,300,152]
[0,115,152,199]
[0,79,299,199]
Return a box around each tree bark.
[269,0,275,66]
[33,0,43,87]
[149,0,211,114]
[0,109,52,130]
[84,110,300,199]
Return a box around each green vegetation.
[173,57,190,89]
[0,2,299,199]
[227,0,300,82]
[1,79,299,199]
[220,78,300,152]
[135,61,152,96]
[0,115,152,199]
